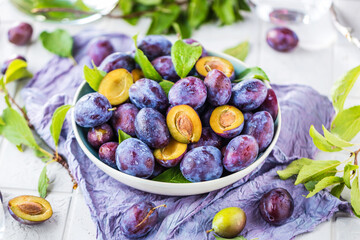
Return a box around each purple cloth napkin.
[21,30,351,240]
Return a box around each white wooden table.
[0,0,359,239]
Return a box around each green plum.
[208,207,247,238]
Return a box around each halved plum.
[8,195,53,225]
[166,105,202,144]
[210,105,244,138]
[195,56,235,80]
[153,138,187,168]
[98,68,133,105]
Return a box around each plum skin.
[98,52,135,73]
[188,127,222,151]
[259,188,294,225]
[244,111,274,152]
[8,22,33,46]
[116,138,155,178]
[87,38,115,66]
[120,202,158,238]
[212,207,247,238]
[168,76,207,111]
[129,78,169,112]
[266,27,299,52]
[180,146,223,182]
[74,92,113,128]
[223,135,259,172]
[111,103,139,137]
[151,56,179,82]
[138,35,172,61]
[99,142,119,169]
[231,79,268,111]
[135,108,170,149]
[87,123,114,149]
[258,88,279,121]
[204,69,232,106]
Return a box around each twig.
[54,154,78,189]
[354,148,360,166]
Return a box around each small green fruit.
[210,207,246,238]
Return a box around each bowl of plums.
[72,35,281,196]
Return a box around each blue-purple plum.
[74,92,113,128]
[259,188,294,225]
[201,107,214,127]
[88,38,115,66]
[231,79,268,111]
[135,108,170,149]
[111,103,139,137]
[87,123,114,149]
[204,69,232,106]
[223,135,259,172]
[99,142,118,168]
[151,56,179,82]
[8,22,33,46]
[129,78,169,112]
[138,35,172,61]
[244,111,274,152]
[258,88,279,121]
[267,27,299,52]
[120,202,159,238]
[188,127,222,151]
[180,146,223,182]
[116,138,154,178]
[98,52,135,73]
[168,76,207,110]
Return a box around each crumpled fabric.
[21,30,351,240]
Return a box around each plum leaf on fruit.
[133,35,162,81]
[171,39,202,78]
[40,29,74,58]
[38,166,49,198]
[153,166,191,183]
[1,55,26,75]
[159,80,174,96]
[118,129,132,143]
[233,67,269,83]
[223,41,249,61]
[83,61,106,91]
[50,104,72,147]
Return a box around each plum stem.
[204,64,212,72]
[135,204,167,228]
[108,107,117,112]
[206,228,214,234]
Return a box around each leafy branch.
[0,61,77,198]
[277,65,360,217]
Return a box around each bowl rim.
[71,50,281,192]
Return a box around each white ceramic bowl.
[72,51,281,196]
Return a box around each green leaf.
[331,106,360,142]
[153,166,191,183]
[147,5,181,35]
[133,35,163,81]
[277,158,313,180]
[224,41,249,61]
[237,0,251,11]
[175,13,192,39]
[159,80,174,96]
[344,164,359,188]
[50,104,72,147]
[119,0,133,14]
[212,0,236,25]
[118,129,132,144]
[322,125,353,148]
[331,65,360,113]
[16,144,24,152]
[0,117,5,126]
[0,108,39,150]
[351,176,360,216]
[214,234,247,240]
[4,59,32,84]
[304,180,318,191]
[40,29,73,58]
[38,165,49,198]
[136,0,161,5]
[233,67,269,83]
[309,125,342,152]
[295,160,341,185]
[188,0,209,28]
[171,40,202,78]
[83,62,106,91]
[331,183,345,198]
[306,176,344,198]
[35,149,52,162]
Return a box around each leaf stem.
[135,204,166,228]
[37,147,54,159]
